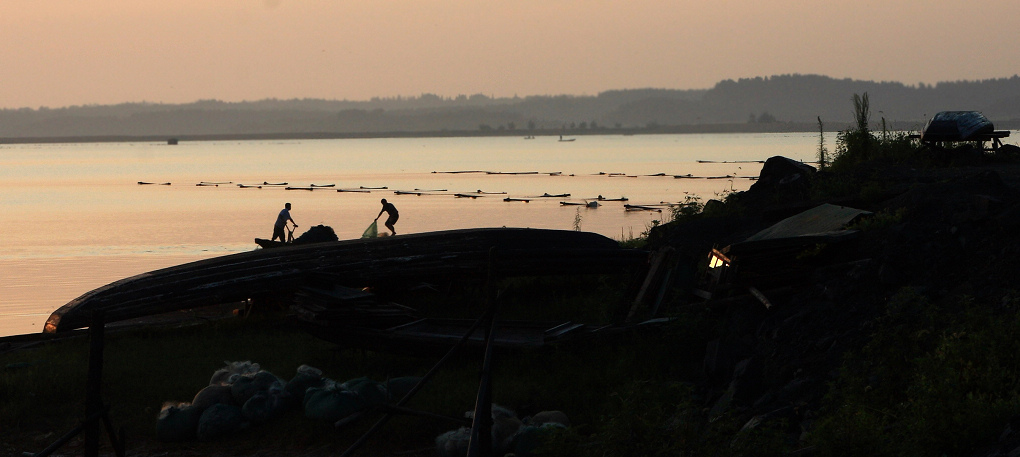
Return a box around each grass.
[0,312,710,455]
[6,235,1005,456]
[809,290,1020,456]
[0,272,680,456]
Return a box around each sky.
[2,0,1018,109]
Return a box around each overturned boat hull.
[44,228,648,333]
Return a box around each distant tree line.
[2,74,1019,140]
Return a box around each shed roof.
[743,203,872,242]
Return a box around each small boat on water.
[624,204,664,212]
[44,228,647,334]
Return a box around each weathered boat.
[289,275,677,354]
[44,228,648,333]
[254,238,288,249]
[920,111,994,141]
[917,111,1010,150]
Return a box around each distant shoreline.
[5,119,1016,146]
[0,122,835,145]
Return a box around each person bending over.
[375,199,399,235]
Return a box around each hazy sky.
[2,0,1018,109]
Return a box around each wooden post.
[84,310,105,457]
[468,247,499,457]
[627,247,674,322]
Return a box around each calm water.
[0,133,820,336]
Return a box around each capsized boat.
[44,228,648,333]
[920,111,995,141]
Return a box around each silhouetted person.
[375,199,399,235]
[272,203,297,242]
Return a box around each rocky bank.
[643,147,1020,454]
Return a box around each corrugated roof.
[743,203,872,242]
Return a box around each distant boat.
[558,135,575,142]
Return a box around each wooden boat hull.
[920,111,995,141]
[44,228,648,333]
[254,238,287,249]
[301,319,589,355]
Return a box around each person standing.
[375,198,399,235]
[272,203,297,242]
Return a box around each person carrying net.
[374,199,398,236]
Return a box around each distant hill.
[2,74,1019,142]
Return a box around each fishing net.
[303,384,366,422]
[293,224,339,244]
[361,221,378,239]
[191,385,234,411]
[242,390,293,425]
[286,365,325,404]
[341,377,387,409]
[196,403,247,441]
[156,402,202,442]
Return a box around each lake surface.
[0,132,822,336]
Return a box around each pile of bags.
[435,405,570,457]
[156,361,421,442]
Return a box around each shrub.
[829,93,922,172]
[810,292,1020,456]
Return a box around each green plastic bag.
[361,221,378,239]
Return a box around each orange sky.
[2,0,1017,109]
